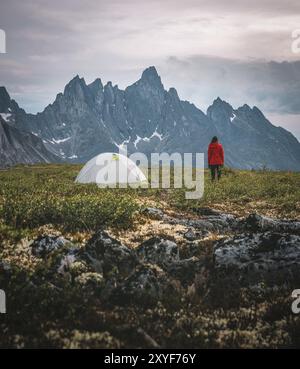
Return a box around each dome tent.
[75,152,147,187]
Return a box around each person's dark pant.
[210,165,221,181]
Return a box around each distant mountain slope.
[1,67,300,170]
[0,115,60,168]
[207,98,300,170]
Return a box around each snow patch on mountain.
[230,113,236,122]
[0,113,12,122]
[50,137,71,144]
[134,135,142,148]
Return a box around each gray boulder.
[31,235,73,258]
[166,257,205,285]
[56,248,80,275]
[241,213,300,234]
[82,231,138,278]
[214,232,300,282]
[142,207,165,220]
[136,237,179,267]
[183,228,208,241]
[110,265,166,306]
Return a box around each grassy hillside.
[0,164,299,348]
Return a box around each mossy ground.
[0,164,299,348]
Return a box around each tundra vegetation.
[0,164,299,348]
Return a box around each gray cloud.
[161,56,300,114]
[0,0,300,137]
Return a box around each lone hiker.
[208,136,224,181]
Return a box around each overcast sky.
[0,0,300,139]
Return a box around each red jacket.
[208,142,224,166]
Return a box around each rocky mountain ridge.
[1,67,300,170]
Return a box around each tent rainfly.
[75,152,147,186]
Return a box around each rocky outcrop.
[241,213,300,234]
[166,257,205,285]
[142,207,165,220]
[31,235,72,258]
[160,209,300,235]
[214,232,300,283]
[142,207,237,234]
[81,231,138,278]
[28,210,300,304]
[29,230,200,305]
[110,265,167,306]
[141,208,300,283]
[30,235,80,280]
[136,237,179,267]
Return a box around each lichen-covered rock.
[142,207,165,220]
[82,231,138,278]
[164,211,300,237]
[183,229,197,241]
[166,257,205,285]
[194,208,223,216]
[241,213,300,234]
[57,249,79,275]
[29,236,80,285]
[214,232,300,283]
[110,264,166,306]
[166,213,237,233]
[136,237,179,267]
[31,235,73,258]
[180,242,198,259]
[183,229,208,241]
[189,213,237,232]
[167,212,300,236]
[33,247,80,285]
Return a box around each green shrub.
[0,165,138,232]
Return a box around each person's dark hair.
[211,136,218,143]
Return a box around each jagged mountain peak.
[168,87,179,99]
[142,66,159,78]
[88,78,103,91]
[139,66,163,89]
[239,103,252,112]
[252,106,266,118]
[0,86,11,112]
[72,74,84,83]
[211,97,233,109]
[64,75,86,93]
[0,86,10,99]
[215,96,224,103]
[207,97,234,123]
[236,105,272,129]
[104,81,114,89]
[104,81,121,95]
